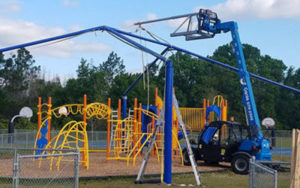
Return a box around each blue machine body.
[197,10,272,160]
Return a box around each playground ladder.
[111,118,134,157]
[110,110,119,150]
[128,108,134,117]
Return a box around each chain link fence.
[0,131,39,148]
[0,148,78,188]
[0,129,33,134]
[269,137,292,163]
[0,148,16,187]
[249,158,278,188]
[13,151,79,188]
[0,131,107,150]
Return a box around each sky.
[0,0,299,81]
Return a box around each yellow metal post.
[203,99,206,130]
[133,98,137,156]
[106,98,111,162]
[37,97,42,139]
[155,88,160,147]
[118,99,121,155]
[138,103,142,154]
[151,116,155,156]
[47,97,52,142]
[82,94,87,166]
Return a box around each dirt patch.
[0,153,229,178]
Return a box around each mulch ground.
[0,152,229,178]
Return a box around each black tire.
[231,155,249,174]
[183,148,191,166]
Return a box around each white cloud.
[127,68,142,74]
[70,24,83,32]
[121,20,137,29]
[0,0,21,14]
[196,0,300,21]
[0,17,110,58]
[62,0,79,7]
[146,13,157,20]
[167,0,300,29]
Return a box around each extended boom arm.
[135,9,263,139]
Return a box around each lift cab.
[198,121,250,161]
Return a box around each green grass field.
[79,170,290,188]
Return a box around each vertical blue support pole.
[122,96,127,120]
[163,60,173,185]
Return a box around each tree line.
[0,43,299,130]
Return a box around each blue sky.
[0,0,299,81]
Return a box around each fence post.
[15,153,20,188]
[274,170,278,188]
[12,148,17,188]
[74,147,79,188]
[25,132,28,148]
[249,157,253,188]
[249,156,278,188]
[10,134,12,148]
[280,136,282,161]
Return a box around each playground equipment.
[1,10,300,184]
[34,95,111,169]
[34,91,185,170]
[179,95,228,131]
[108,89,184,166]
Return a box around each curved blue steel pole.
[0,26,103,52]
[0,25,298,94]
[111,27,300,94]
[164,60,173,184]
[104,26,165,60]
[122,96,127,150]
